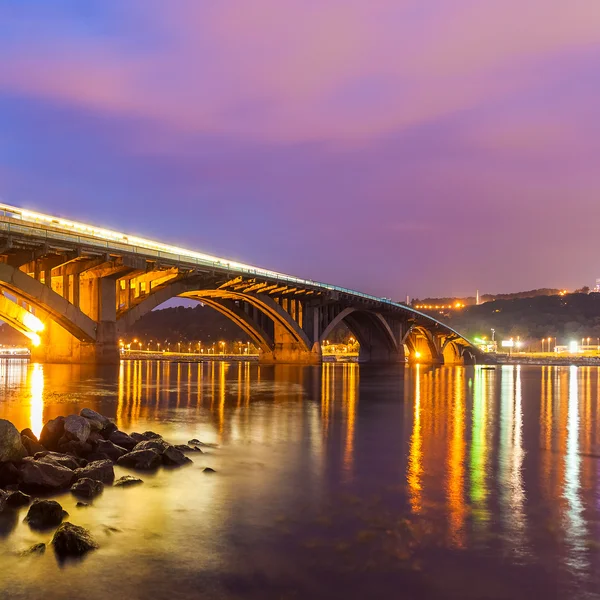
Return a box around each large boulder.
[36,452,82,470]
[52,522,98,558]
[0,462,20,487]
[21,435,45,456]
[117,449,162,471]
[129,432,148,443]
[64,415,91,443]
[19,457,74,492]
[95,439,128,461]
[143,431,162,440]
[39,417,65,451]
[133,439,167,454]
[25,499,68,530]
[80,408,116,435]
[0,420,27,462]
[73,459,114,484]
[57,438,93,458]
[162,445,192,467]
[108,431,137,450]
[70,477,104,499]
[4,490,30,508]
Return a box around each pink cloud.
[0,0,598,144]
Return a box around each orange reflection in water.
[407,364,423,513]
[342,362,358,479]
[446,368,466,548]
[28,362,44,438]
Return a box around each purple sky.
[1,1,599,300]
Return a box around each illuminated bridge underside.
[0,203,480,365]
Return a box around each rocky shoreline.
[0,409,209,560]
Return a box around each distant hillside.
[445,293,600,344]
[413,288,564,306]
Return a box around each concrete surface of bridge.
[0,203,480,365]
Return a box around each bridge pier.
[31,320,120,364]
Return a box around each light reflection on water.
[0,361,599,598]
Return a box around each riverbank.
[493,353,600,366]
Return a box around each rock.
[0,492,6,513]
[80,408,111,427]
[0,420,27,462]
[162,445,192,467]
[80,409,116,436]
[52,522,98,558]
[143,431,162,440]
[203,467,216,473]
[85,452,112,463]
[20,428,39,443]
[21,435,45,456]
[0,462,20,487]
[129,432,148,443]
[19,456,74,492]
[108,431,137,451]
[39,417,65,451]
[133,439,167,454]
[21,543,46,556]
[117,449,162,471]
[188,439,218,448]
[76,502,89,508]
[57,439,93,458]
[95,439,128,461]
[36,452,81,470]
[175,444,202,453]
[4,490,30,508]
[64,415,91,443]
[87,431,104,445]
[25,499,68,530]
[71,477,104,499]
[73,460,114,484]
[113,475,143,487]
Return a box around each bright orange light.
[414,351,422,359]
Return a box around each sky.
[1,1,599,300]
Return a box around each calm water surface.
[0,360,599,599]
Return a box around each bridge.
[0,203,479,365]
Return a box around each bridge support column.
[259,323,321,364]
[31,320,119,364]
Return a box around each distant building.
[594,278,600,293]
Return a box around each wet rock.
[71,477,104,499]
[117,449,162,471]
[20,457,74,492]
[108,431,137,451]
[20,428,39,443]
[87,431,104,445]
[188,439,201,445]
[133,439,167,454]
[25,499,68,530]
[21,542,46,556]
[143,431,162,440]
[0,420,27,462]
[203,467,216,473]
[188,439,218,448]
[4,490,31,508]
[73,459,114,484]
[80,409,116,436]
[58,439,93,458]
[21,435,45,456]
[113,475,143,487]
[76,502,89,508]
[64,415,91,444]
[39,417,65,451]
[129,432,148,443]
[95,439,128,461]
[162,445,192,467]
[0,462,20,487]
[0,492,6,513]
[175,444,202,453]
[85,452,112,463]
[36,452,81,471]
[52,522,98,558]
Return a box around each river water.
[0,360,599,599]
